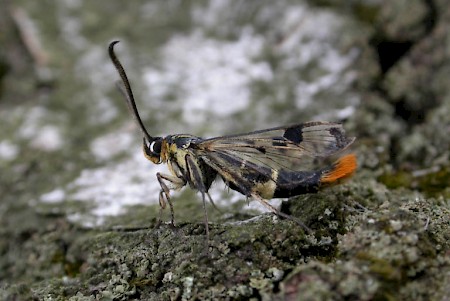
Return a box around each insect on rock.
[108,41,357,237]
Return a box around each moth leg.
[200,191,209,240]
[251,193,312,234]
[156,172,186,227]
[185,154,210,240]
[206,192,223,214]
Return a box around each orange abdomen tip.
[321,154,357,185]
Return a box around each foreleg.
[156,172,186,226]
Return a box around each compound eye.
[150,139,162,154]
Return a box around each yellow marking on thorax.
[165,142,190,179]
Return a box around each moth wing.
[194,122,355,173]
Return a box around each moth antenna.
[108,41,154,143]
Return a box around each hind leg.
[251,193,312,234]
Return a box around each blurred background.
[0,0,449,299]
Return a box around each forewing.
[195,122,354,172]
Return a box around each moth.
[108,41,356,235]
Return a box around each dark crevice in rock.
[393,93,437,125]
[372,0,438,75]
[375,40,414,74]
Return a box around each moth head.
[143,137,164,164]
